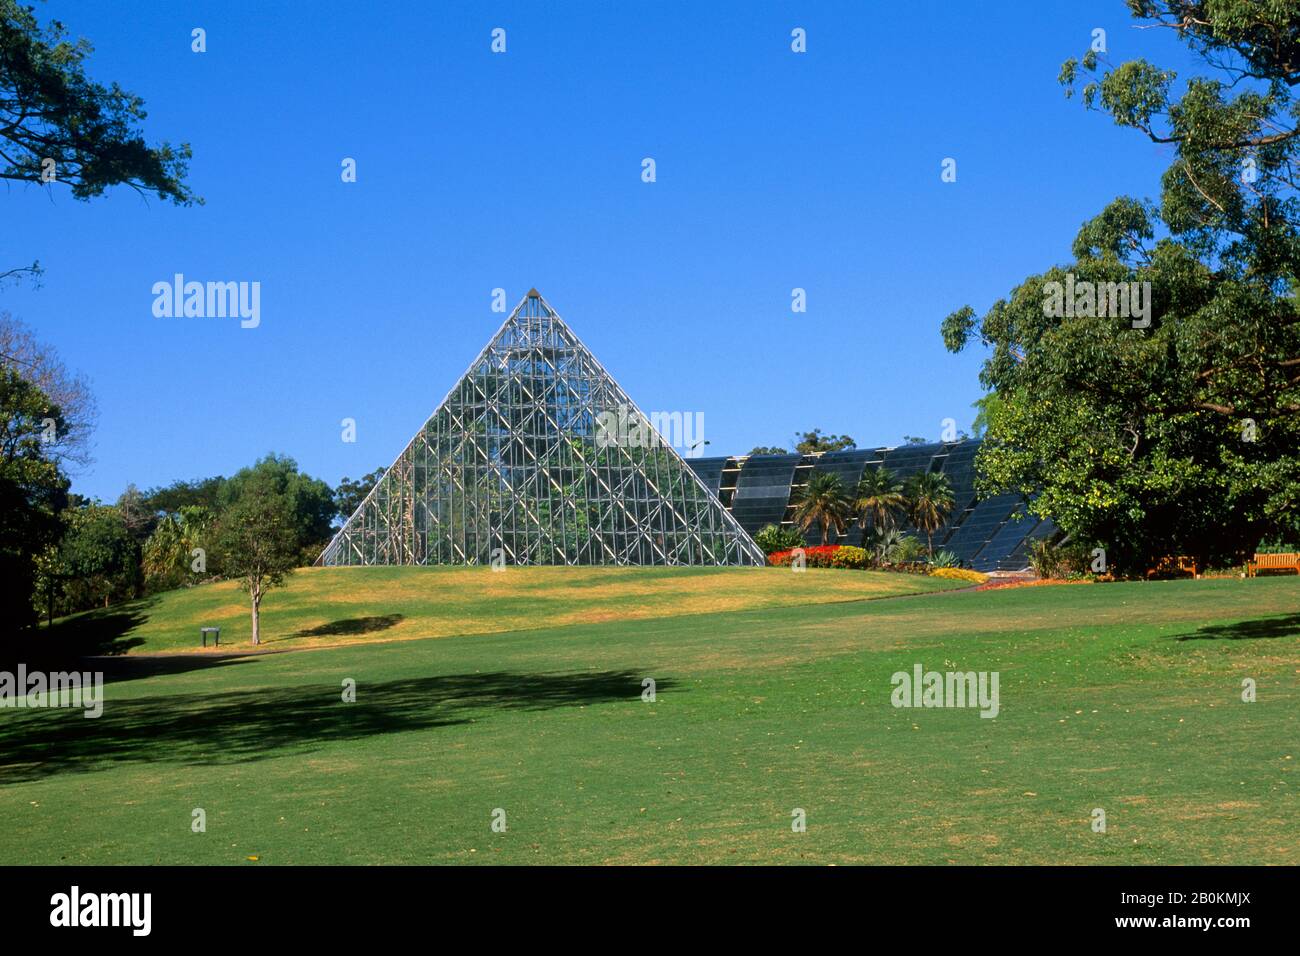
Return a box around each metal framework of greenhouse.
[317,290,766,567]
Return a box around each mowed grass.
[41,565,964,654]
[1,575,1296,865]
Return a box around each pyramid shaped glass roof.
[318,291,766,567]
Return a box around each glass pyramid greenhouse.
[318,290,766,567]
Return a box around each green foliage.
[333,467,387,522]
[0,366,68,628]
[970,394,1001,440]
[864,525,905,565]
[903,471,955,557]
[793,429,855,455]
[929,549,961,569]
[0,312,97,468]
[855,466,905,534]
[790,472,853,545]
[1253,538,1294,554]
[753,523,804,554]
[893,534,927,565]
[1256,537,1299,555]
[213,469,300,645]
[50,503,139,611]
[746,446,789,456]
[0,2,201,619]
[944,2,1300,575]
[142,505,213,591]
[0,0,197,204]
[219,454,335,556]
[142,475,226,515]
[135,456,334,587]
[1027,540,1059,580]
[1027,538,1095,580]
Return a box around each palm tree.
[791,472,852,546]
[142,505,213,585]
[903,471,955,559]
[855,466,905,538]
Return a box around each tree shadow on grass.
[0,669,675,784]
[2,601,155,672]
[290,614,404,639]
[1175,613,1300,641]
[5,598,259,688]
[90,653,261,686]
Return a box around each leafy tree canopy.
[333,467,387,523]
[213,467,300,646]
[794,429,856,455]
[53,502,137,609]
[141,504,212,591]
[0,313,97,469]
[142,475,227,516]
[219,454,336,554]
[0,0,198,204]
[943,0,1300,574]
[0,365,67,627]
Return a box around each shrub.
[864,526,905,566]
[1028,539,1061,578]
[754,524,806,555]
[1256,538,1299,555]
[929,549,961,568]
[767,546,797,567]
[1028,538,1093,578]
[830,545,868,569]
[929,567,988,585]
[768,545,841,568]
[893,534,927,564]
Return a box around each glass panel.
[319,293,765,567]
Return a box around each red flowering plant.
[767,544,840,568]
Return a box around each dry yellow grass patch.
[114,565,959,654]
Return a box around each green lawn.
[2,572,1296,864]
[36,565,965,655]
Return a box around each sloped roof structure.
[686,444,1055,571]
[318,290,766,567]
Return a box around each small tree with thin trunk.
[214,472,297,646]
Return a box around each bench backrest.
[1253,553,1300,567]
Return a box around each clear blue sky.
[4,0,1194,502]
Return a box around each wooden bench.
[1246,553,1300,576]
